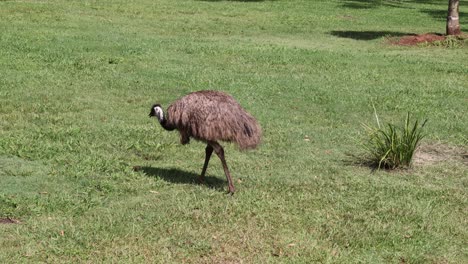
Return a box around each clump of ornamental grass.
[361,110,428,170]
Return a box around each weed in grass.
[420,35,467,48]
[0,195,18,218]
[361,110,428,170]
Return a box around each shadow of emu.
[141,166,226,190]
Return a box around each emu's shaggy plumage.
[166,90,261,148]
[149,90,261,194]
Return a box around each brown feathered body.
[164,90,261,149]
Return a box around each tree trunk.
[446,0,461,35]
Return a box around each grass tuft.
[426,35,467,48]
[361,111,428,170]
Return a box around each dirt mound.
[390,33,446,46]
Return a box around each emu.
[149,90,261,194]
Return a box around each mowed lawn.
[0,0,467,262]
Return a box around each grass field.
[1,0,467,262]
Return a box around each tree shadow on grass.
[339,0,446,9]
[330,30,415,40]
[421,9,468,22]
[340,0,407,9]
[141,166,226,191]
[198,0,273,2]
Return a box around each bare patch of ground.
[389,33,467,46]
[390,33,445,46]
[0,217,20,224]
[414,143,467,166]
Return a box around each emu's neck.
[155,107,175,131]
[159,117,174,131]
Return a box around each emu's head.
[149,104,164,122]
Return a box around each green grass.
[1,0,467,262]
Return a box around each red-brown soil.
[390,33,446,46]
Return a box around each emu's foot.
[227,186,235,195]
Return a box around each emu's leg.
[209,141,235,194]
[199,144,213,183]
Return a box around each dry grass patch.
[414,142,467,166]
